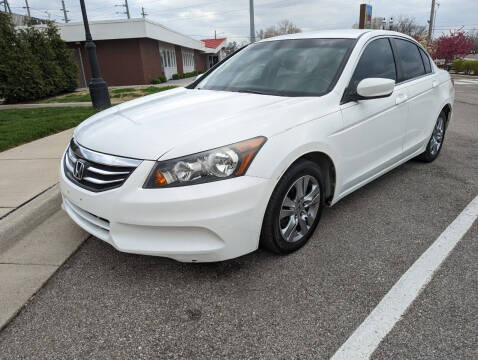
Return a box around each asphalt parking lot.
[1,78,477,359]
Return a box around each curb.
[0,185,61,254]
[0,103,93,110]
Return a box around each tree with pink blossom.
[434,31,473,63]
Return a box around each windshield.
[195,38,355,97]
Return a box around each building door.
[159,45,177,80]
[208,55,219,69]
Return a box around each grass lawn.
[39,85,177,103]
[0,107,97,152]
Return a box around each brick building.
[42,18,227,87]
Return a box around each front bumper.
[60,158,272,262]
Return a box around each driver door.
[335,37,407,193]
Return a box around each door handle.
[395,93,408,105]
[432,79,439,88]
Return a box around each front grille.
[64,139,142,192]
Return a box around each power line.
[146,0,292,22]
[433,28,478,31]
[435,24,478,27]
[142,0,224,13]
[187,34,250,38]
[147,7,248,21]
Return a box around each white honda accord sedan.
[60,29,454,262]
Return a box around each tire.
[417,112,447,162]
[260,159,325,254]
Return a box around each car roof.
[258,29,415,42]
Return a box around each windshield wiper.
[234,89,270,95]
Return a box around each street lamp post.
[79,0,111,110]
[249,0,255,43]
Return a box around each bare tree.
[393,16,427,37]
[256,20,301,40]
[352,15,427,37]
[352,17,386,29]
[468,31,478,53]
[224,41,239,55]
[224,40,248,55]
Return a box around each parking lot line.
[454,80,478,85]
[331,195,478,360]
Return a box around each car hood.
[74,87,326,160]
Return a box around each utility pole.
[433,2,440,36]
[1,0,12,13]
[61,0,69,23]
[116,0,130,19]
[427,0,436,44]
[23,0,31,17]
[249,0,255,43]
[124,0,130,18]
[79,0,111,110]
[141,6,147,18]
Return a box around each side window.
[350,38,396,89]
[393,39,426,81]
[419,47,432,73]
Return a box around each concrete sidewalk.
[0,128,89,330]
[0,208,87,329]
[0,128,73,218]
[0,76,192,331]
[74,77,193,91]
[0,102,95,110]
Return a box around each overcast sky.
[8,0,478,42]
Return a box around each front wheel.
[260,159,325,254]
[417,112,446,162]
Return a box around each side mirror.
[356,78,395,99]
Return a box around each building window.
[182,49,195,70]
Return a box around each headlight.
[144,136,267,188]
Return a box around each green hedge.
[451,59,478,74]
[151,75,167,84]
[0,13,78,103]
[171,70,206,80]
[152,69,206,83]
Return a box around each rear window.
[419,47,432,73]
[393,39,425,81]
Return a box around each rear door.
[391,38,440,155]
[337,37,407,192]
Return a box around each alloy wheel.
[279,175,321,243]
[430,117,445,156]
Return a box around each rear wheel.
[417,112,446,162]
[260,159,325,254]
